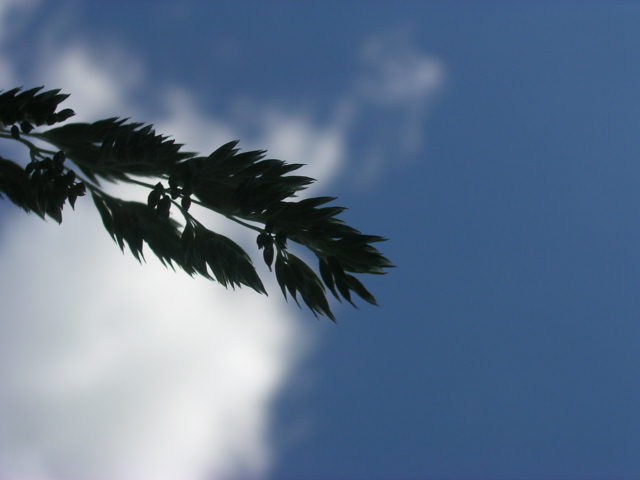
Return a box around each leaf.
[274,253,288,299]
[297,196,337,209]
[286,253,335,320]
[345,273,378,305]
[0,158,39,215]
[263,242,274,270]
[183,225,266,294]
[91,193,114,239]
[274,252,299,305]
[92,192,182,266]
[319,257,338,300]
[334,275,355,307]
[0,86,72,126]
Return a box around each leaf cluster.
[0,86,393,320]
[91,192,266,294]
[0,149,86,223]
[39,118,192,183]
[0,86,74,133]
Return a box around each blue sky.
[1,2,640,479]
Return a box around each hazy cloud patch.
[358,33,445,109]
[348,31,445,187]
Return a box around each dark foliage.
[0,87,393,320]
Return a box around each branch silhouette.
[0,86,393,320]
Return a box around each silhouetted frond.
[0,85,393,320]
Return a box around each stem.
[85,183,102,195]
[174,200,200,228]
[222,215,262,232]
[0,131,58,157]
[122,177,157,190]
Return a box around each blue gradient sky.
[2,2,640,479]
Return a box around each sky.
[1,1,640,479]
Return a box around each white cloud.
[251,105,351,193]
[156,87,238,155]
[0,200,305,480]
[0,8,320,480]
[35,42,144,121]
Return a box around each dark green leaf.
[319,257,338,299]
[263,242,274,270]
[0,158,39,214]
[345,273,378,305]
